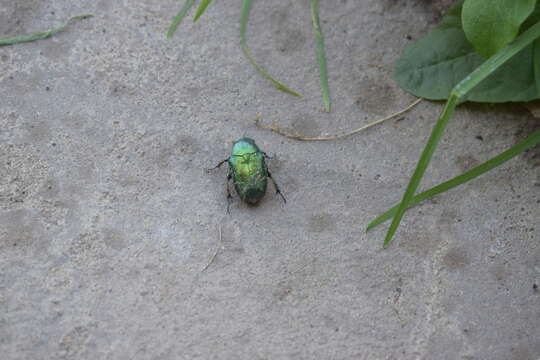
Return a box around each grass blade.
[193,0,214,22]
[240,0,301,97]
[310,0,331,112]
[0,14,92,46]
[166,0,197,38]
[382,95,458,247]
[367,128,540,231]
[381,20,540,248]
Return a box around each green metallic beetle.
[210,137,286,212]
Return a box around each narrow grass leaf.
[166,0,197,38]
[382,95,458,248]
[193,0,214,22]
[240,0,301,97]
[0,14,92,46]
[310,0,331,112]
[367,128,540,231]
[382,20,540,248]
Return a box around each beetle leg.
[207,158,229,172]
[226,170,234,214]
[267,171,286,203]
[262,152,275,160]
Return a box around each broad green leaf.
[524,4,540,95]
[462,0,536,58]
[394,2,540,102]
[535,39,540,94]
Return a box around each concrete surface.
[1,0,539,359]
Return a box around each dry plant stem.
[202,225,222,272]
[255,98,422,141]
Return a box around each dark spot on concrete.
[186,86,202,98]
[273,285,292,301]
[425,327,465,356]
[355,77,396,115]
[271,7,306,53]
[399,231,439,256]
[290,115,321,137]
[439,208,458,227]
[442,247,470,270]
[381,0,399,10]
[0,0,44,36]
[0,144,48,209]
[511,343,533,360]
[103,229,126,251]
[276,28,307,53]
[308,213,336,233]
[57,326,91,359]
[491,263,508,282]
[475,135,483,141]
[514,118,540,167]
[156,135,200,168]
[455,154,479,173]
[533,283,538,292]
[382,0,455,23]
[67,232,108,264]
[108,80,134,97]
[0,209,47,253]
[41,40,70,62]
[26,118,52,142]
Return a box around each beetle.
[210,137,286,212]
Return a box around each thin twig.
[202,225,222,272]
[255,98,422,141]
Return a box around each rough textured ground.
[1,1,539,359]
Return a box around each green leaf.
[535,38,540,94]
[0,15,92,46]
[367,128,540,231]
[382,95,458,247]
[462,0,536,58]
[310,0,331,112]
[394,2,540,102]
[166,0,197,38]
[193,0,214,22]
[384,19,540,247]
[529,7,540,94]
[240,0,301,97]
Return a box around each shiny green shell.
[228,137,268,204]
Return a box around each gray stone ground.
[1,0,539,359]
